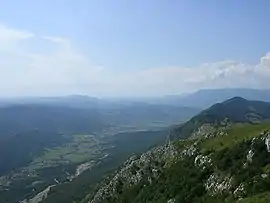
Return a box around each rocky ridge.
[90,142,178,203]
[88,123,270,203]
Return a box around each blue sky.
[0,0,270,97]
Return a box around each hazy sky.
[0,0,270,97]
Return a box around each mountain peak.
[172,97,270,139]
[223,96,247,104]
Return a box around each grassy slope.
[104,122,270,203]
[196,122,270,203]
[201,122,270,202]
[200,122,270,151]
[239,192,270,203]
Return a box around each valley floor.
[0,127,169,203]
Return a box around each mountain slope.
[85,98,270,203]
[171,97,270,139]
[86,124,270,203]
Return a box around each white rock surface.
[194,154,212,170]
[265,133,270,152]
[205,173,232,195]
[246,150,254,163]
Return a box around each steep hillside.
[84,98,270,203]
[86,124,270,203]
[171,97,270,139]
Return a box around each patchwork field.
[0,128,169,203]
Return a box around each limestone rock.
[205,173,232,195]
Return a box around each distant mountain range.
[2,88,270,109]
[165,88,270,108]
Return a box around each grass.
[173,139,194,151]
[238,191,270,203]
[263,164,270,173]
[200,122,270,151]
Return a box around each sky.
[0,0,270,97]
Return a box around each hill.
[171,97,270,139]
[0,105,104,137]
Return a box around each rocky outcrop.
[233,183,246,198]
[75,161,94,177]
[90,126,270,203]
[181,143,198,157]
[265,132,270,152]
[23,185,55,203]
[167,198,176,203]
[90,143,178,203]
[205,173,232,195]
[194,154,212,170]
[246,149,254,163]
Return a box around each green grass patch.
[200,122,270,151]
[173,139,194,151]
[263,164,270,173]
[238,191,270,203]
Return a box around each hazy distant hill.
[0,95,99,108]
[0,101,199,176]
[110,88,270,108]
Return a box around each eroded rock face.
[205,173,232,195]
[167,198,176,203]
[191,122,230,140]
[182,144,198,157]
[233,183,246,198]
[265,132,270,152]
[23,185,55,203]
[191,124,216,139]
[75,162,93,177]
[90,127,270,203]
[246,149,254,163]
[194,154,212,170]
[90,143,179,203]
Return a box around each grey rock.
[246,150,254,163]
[233,183,246,198]
[205,173,232,195]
